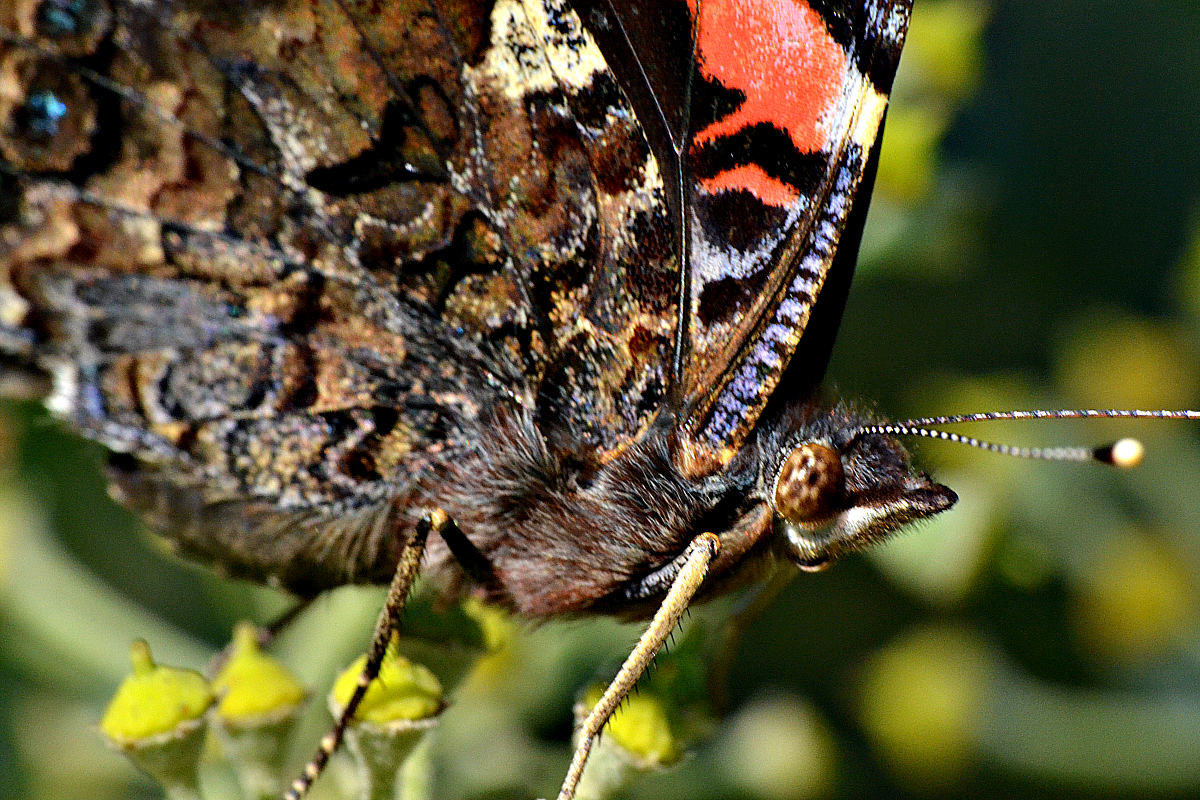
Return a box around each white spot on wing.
[850,85,890,152]
[45,362,77,417]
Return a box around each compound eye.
[773,443,845,524]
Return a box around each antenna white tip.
[1098,437,1145,468]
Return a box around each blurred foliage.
[4,0,1200,798]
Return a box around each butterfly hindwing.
[0,0,685,587]
[1,0,497,586]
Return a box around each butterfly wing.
[671,0,914,472]
[1,0,513,591]
[552,0,914,471]
[0,0,687,589]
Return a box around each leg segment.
[556,532,721,800]
[259,598,314,644]
[284,508,453,800]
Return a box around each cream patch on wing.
[476,0,607,100]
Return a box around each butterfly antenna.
[855,409,1200,468]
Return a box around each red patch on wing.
[698,164,800,206]
[689,0,847,205]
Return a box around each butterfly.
[2,1,1197,798]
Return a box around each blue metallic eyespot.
[21,89,69,139]
[36,0,93,37]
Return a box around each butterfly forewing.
[676,0,913,470]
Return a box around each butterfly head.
[767,424,957,571]
[762,406,1200,571]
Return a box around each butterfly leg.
[284,508,453,800]
[208,597,314,678]
[556,532,722,800]
[707,568,794,713]
[260,598,315,644]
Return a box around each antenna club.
[1096,438,1145,468]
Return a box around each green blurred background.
[4,0,1200,798]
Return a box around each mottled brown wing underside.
[0,0,680,587]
